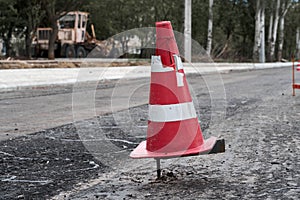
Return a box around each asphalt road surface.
[0,67,299,199]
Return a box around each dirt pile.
[0,59,150,69]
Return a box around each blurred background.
[0,0,300,62]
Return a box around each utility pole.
[206,0,214,56]
[184,0,192,62]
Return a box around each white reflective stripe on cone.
[151,55,174,72]
[176,72,184,87]
[149,102,197,122]
[173,55,184,71]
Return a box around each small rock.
[287,182,297,187]
[144,193,151,197]
[166,171,174,177]
[126,194,134,197]
[271,161,280,165]
[186,171,194,175]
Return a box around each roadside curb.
[0,59,150,69]
[0,62,294,92]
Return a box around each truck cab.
[58,11,88,44]
[35,11,94,58]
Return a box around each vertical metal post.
[156,159,161,179]
[184,0,192,62]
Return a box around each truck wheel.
[66,45,76,58]
[76,46,87,58]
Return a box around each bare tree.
[260,0,265,63]
[253,0,265,62]
[269,0,280,61]
[277,1,292,61]
[296,27,300,59]
[267,1,274,61]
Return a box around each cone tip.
[156,21,172,28]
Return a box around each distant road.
[0,66,295,141]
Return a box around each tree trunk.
[25,33,32,59]
[270,0,280,62]
[206,0,213,56]
[259,1,265,63]
[48,24,58,60]
[253,0,261,62]
[277,2,291,61]
[296,27,300,59]
[4,29,13,58]
[267,12,273,61]
[277,9,285,61]
[25,14,33,59]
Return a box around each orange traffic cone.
[130,21,224,178]
[297,60,300,71]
